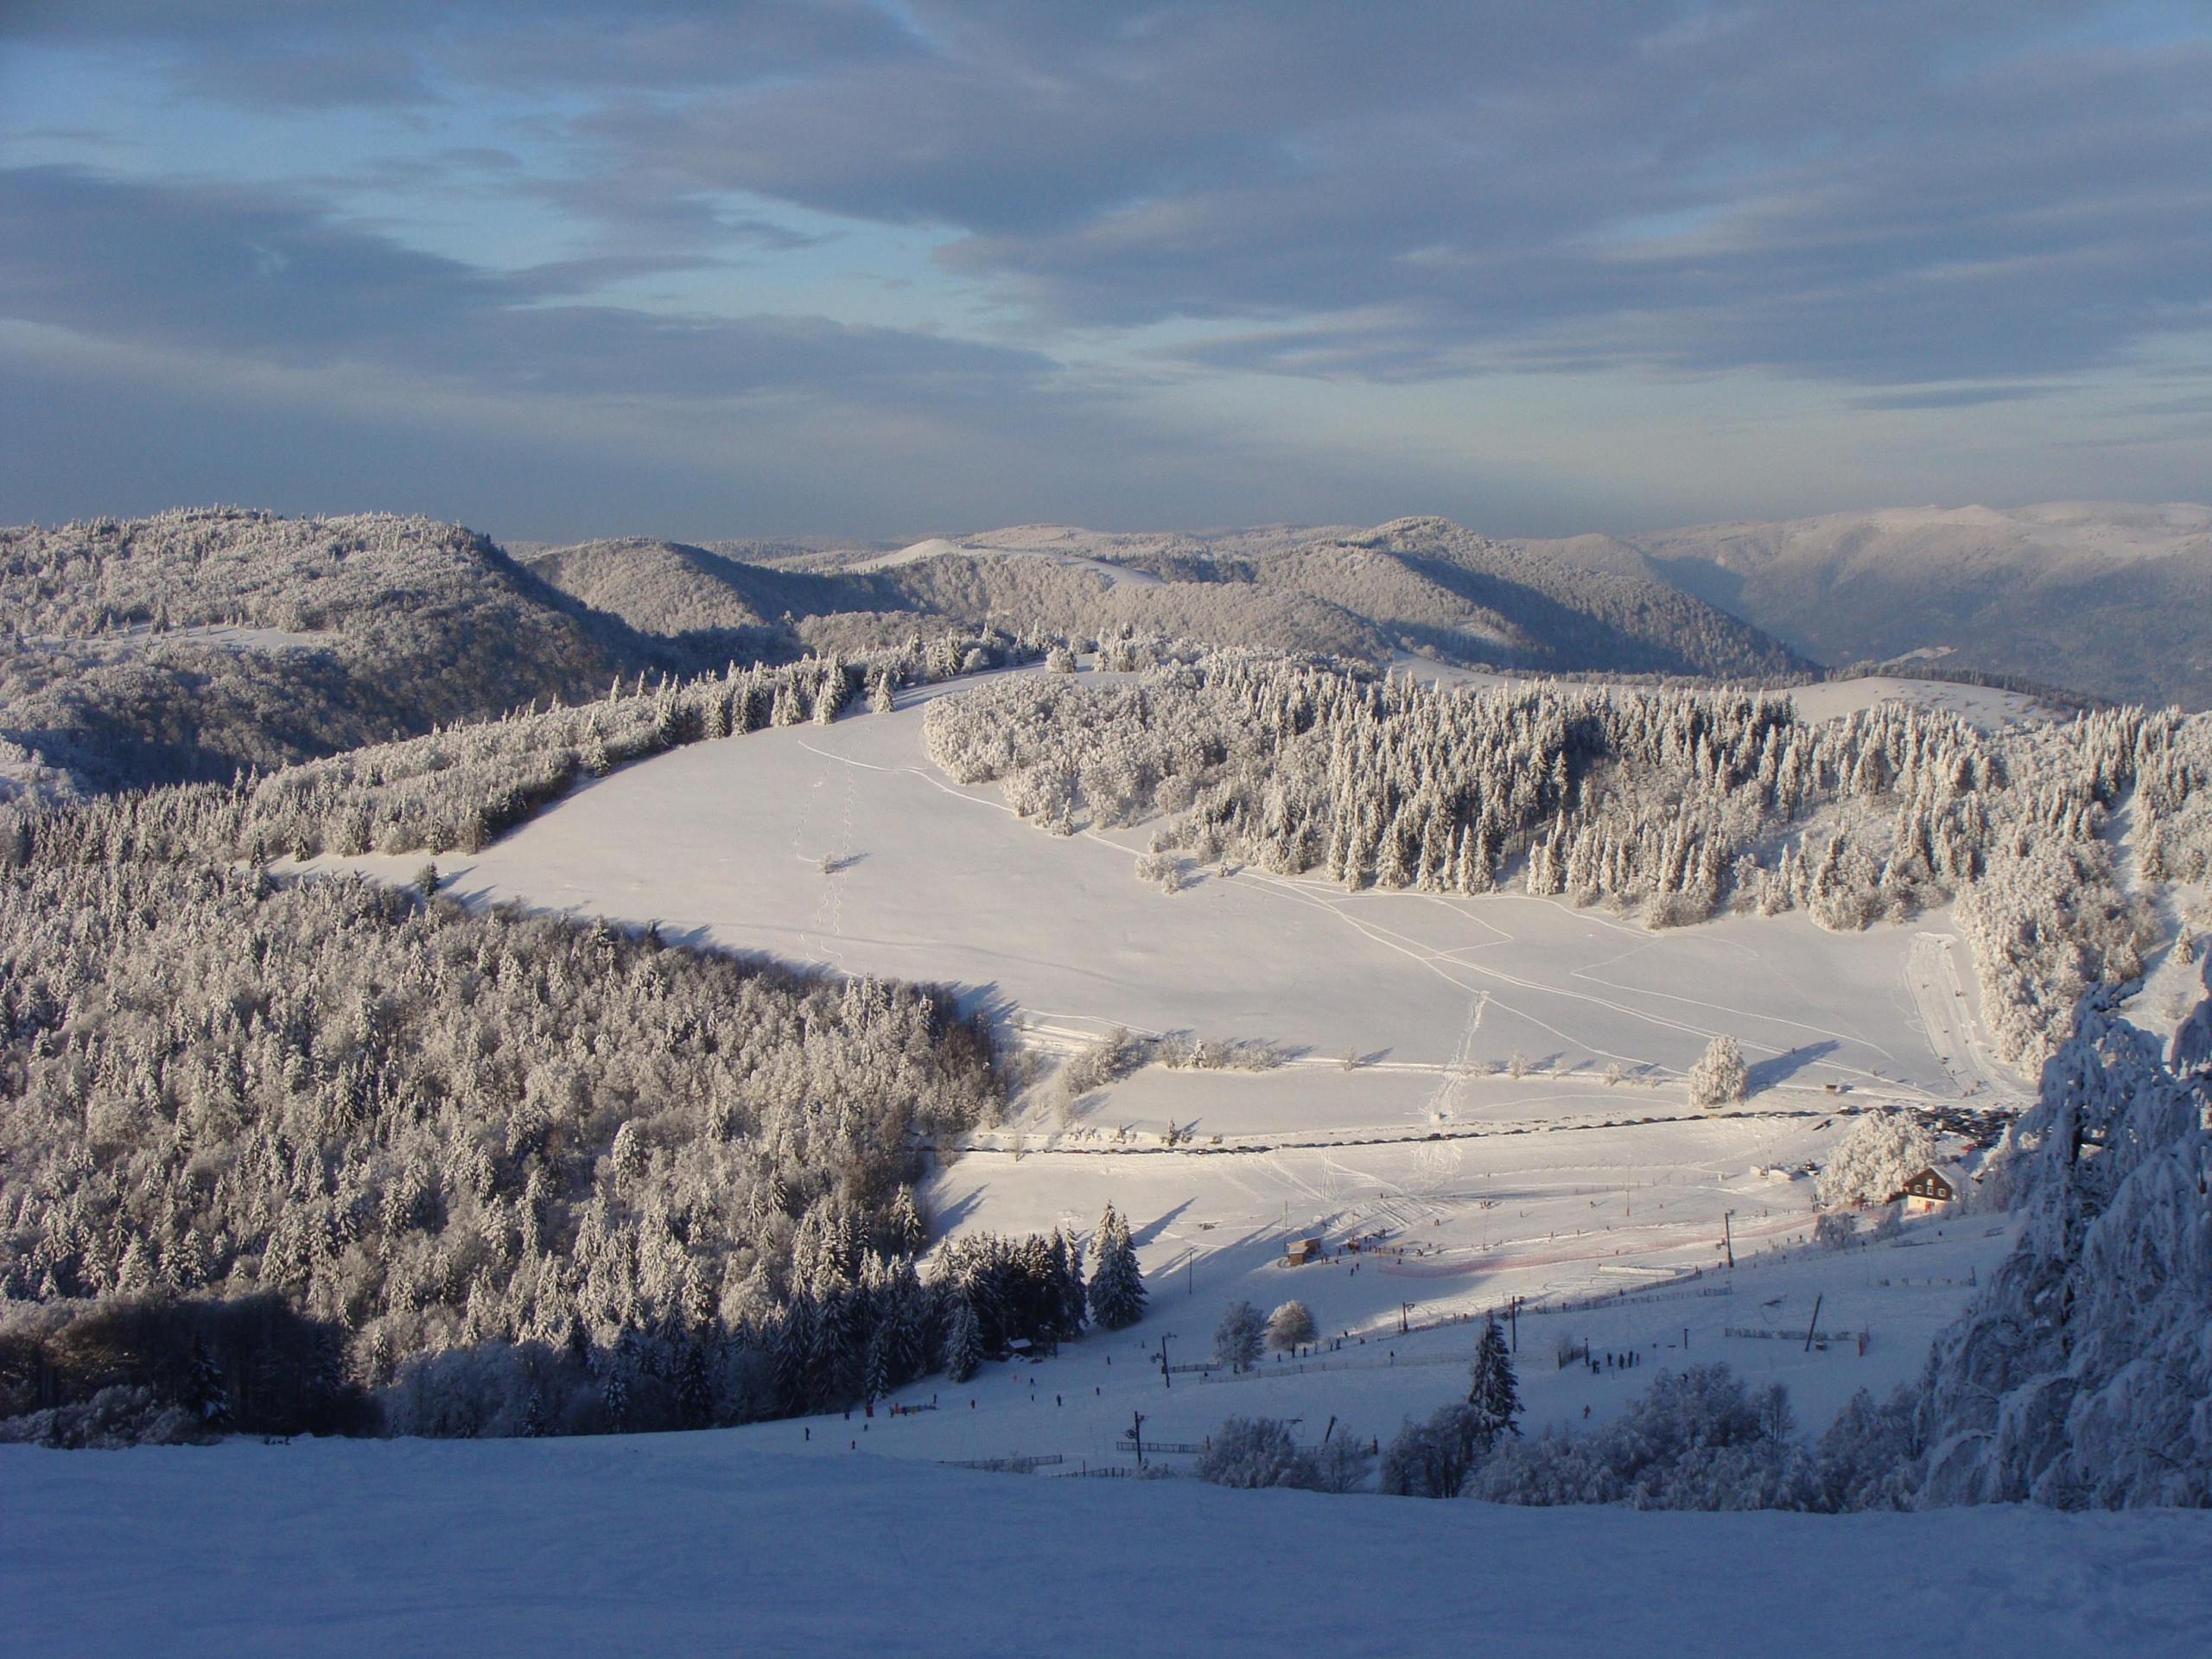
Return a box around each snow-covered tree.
[1813,1110,1940,1209]
[1213,1300,1264,1372]
[1380,1404,1488,1499]
[1466,1313,1521,1440]
[1087,1205,1146,1331]
[1687,1034,1749,1108]
[185,1335,231,1430]
[1197,1416,1319,1490]
[1469,1364,1817,1510]
[1265,1300,1316,1352]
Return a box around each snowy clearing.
[742,1214,2018,1467]
[340,684,2002,1113]
[7,1434,2206,1659]
[310,682,2035,1455]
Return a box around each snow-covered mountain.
[524,515,1809,681]
[0,508,641,791]
[1583,503,2212,709]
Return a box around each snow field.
[364,686,1993,1115]
[8,1428,2207,1659]
[743,1217,2018,1477]
[317,679,2031,1470]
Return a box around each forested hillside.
[0,639,1116,1446]
[927,652,2211,1066]
[520,515,1808,684]
[0,505,1813,802]
[0,510,639,793]
[521,537,874,655]
[1312,518,1808,678]
[0,858,999,1440]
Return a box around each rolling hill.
[0,508,642,792]
[521,516,1811,681]
[1582,503,2212,709]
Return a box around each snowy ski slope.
[313,672,2039,1455]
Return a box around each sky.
[2,2,2207,543]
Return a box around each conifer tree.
[676,1339,715,1428]
[1467,1313,1522,1444]
[1688,1033,1750,1108]
[185,1334,232,1430]
[943,1294,983,1383]
[1087,1205,1147,1331]
[862,1325,892,1406]
[1050,1228,1087,1338]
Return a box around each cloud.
[1847,385,2069,412]
[13,4,2209,389]
[4,3,2210,532]
[0,166,1052,407]
[563,3,2212,385]
[3,2,915,103]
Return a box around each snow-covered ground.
[8,1431,2207,1658]
[1784,675,2059,729]
[312,682,2036,1460]
[742,1216,2018,1469]
[346,684,1996,1109]
[34,673,2188,1654]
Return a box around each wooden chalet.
[1894,1163,1971,1213]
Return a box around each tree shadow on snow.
[1746,1039,1840,1092]
[926,1188,983,1235]
[1129,1199,1196,1249]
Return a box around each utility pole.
[1509,1294,1520,1353]
[1130,1409,1146,1470]
[1399,1300,1414,1335]
[1803,1293,1823,1353]
[1155,1332,1175,1389]
[1723,1210,1736,1270]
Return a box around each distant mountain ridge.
[22,499,2188,798]
[1567,502,2212,709]
[522,515,1808,682]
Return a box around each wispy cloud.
[0,166,1048,405]
[2,3,2208,532]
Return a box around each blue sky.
[2,2,2207,543]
